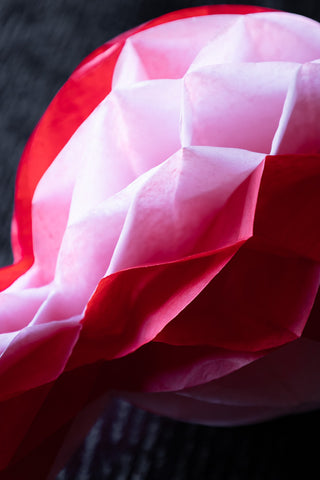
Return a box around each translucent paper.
[1,5,320,478]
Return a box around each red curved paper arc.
[0,4,274,291]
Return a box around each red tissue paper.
[1,4,320,478]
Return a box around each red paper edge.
[0,4,275,291]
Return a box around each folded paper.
[1,5,320,478]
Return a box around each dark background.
[0,1,319,479]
